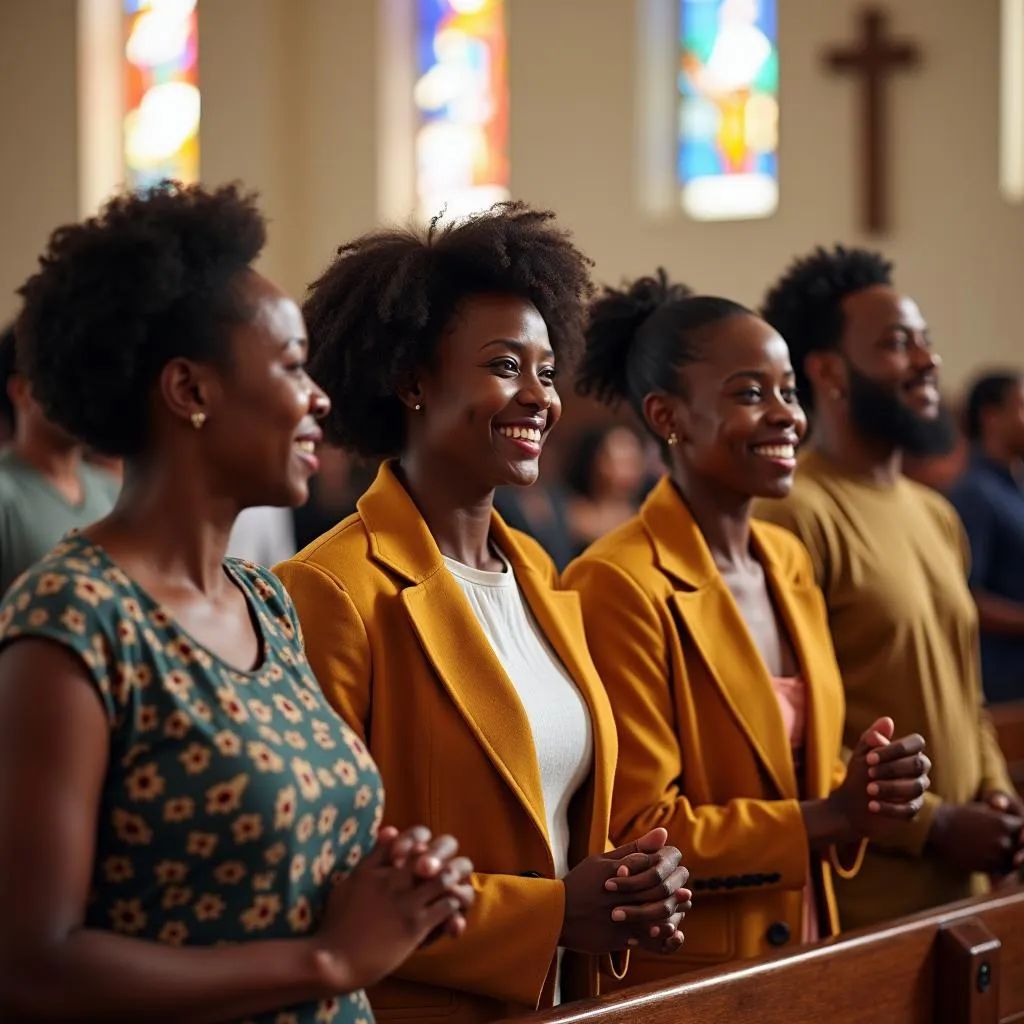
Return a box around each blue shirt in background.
[948,452,1024,703]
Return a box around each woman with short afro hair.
[0,182,474,1024]
[276,203,691,1024]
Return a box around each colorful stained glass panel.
[123,0,200,190]
[415,0,510,221]
[678,0,779,220]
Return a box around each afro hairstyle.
[16,181,267,458]
[301,201,595,458]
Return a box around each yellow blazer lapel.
[358,463,550,850]
[496,520,616,855]
[756,530,841,801]
[642,478,798,801]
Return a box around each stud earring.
[414,403,422,411]
[666,431,679,447]
[190,411,207,430]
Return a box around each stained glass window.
[414,0,509,221]
[123,0,200,190]
[678,0,778,220]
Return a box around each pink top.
[771,675,821,944]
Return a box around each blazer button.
[766,922,791,947]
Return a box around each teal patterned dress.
[0,533,384,1024]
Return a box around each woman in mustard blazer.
[274,208,690,1024]
[563,272,932,986]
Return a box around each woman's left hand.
[602,832,690,954]
[378,825,475,941]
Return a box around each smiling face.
[406,293,560,492]
[657,313,807,500]
[832,285,955,456]
[192,272,330,509]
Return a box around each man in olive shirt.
[754,247,1022,929]
[0,326,118,594]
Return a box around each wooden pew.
[992,700,1024,791]
[497,886,1024,1024]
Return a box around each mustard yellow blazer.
[275,463,623,1024]
[563,477,859,985]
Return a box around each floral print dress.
[0,534,384,1024]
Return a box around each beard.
[846,362,958,457]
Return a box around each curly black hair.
[964,370,1023,441]
[302,201,595,458]
[760,245,893,410]
[577,268,750,428]
[15,181,267,458]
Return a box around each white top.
[444,550,593,1003]
[442,551,594,880]
[227,506,297,568]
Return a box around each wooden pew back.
[497,887,1024,1024]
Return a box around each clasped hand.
[560,827,691,956]
[928,789,1024,877]
[312,825,474,996]
[830,716,931,839]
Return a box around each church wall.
[0,0,79,329]
[1,0,1022,392]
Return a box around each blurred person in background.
[493,478,574,571]
[227,504,298,567]
[949,371,1024,703]
[0,324,119,595]
[564,424,646,556]
[84,450,125,487]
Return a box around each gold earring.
[190,411,207,430]
[667,431,679,447]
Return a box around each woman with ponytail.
[563,271,933,982]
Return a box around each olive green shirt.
[754,449,1014,929]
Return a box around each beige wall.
[1,0,1021,390]
[0,0,79,325]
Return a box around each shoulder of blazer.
[283,464,563,596]
[285,512,376,584]
[568,511,655,575]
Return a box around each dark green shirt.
[0,533,384,1024]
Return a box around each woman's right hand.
[830,717,931,839]
[311,826,474,995]
[560,828,690,956]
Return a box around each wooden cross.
[824,7,921,234]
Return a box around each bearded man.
[754,247,1022,928]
